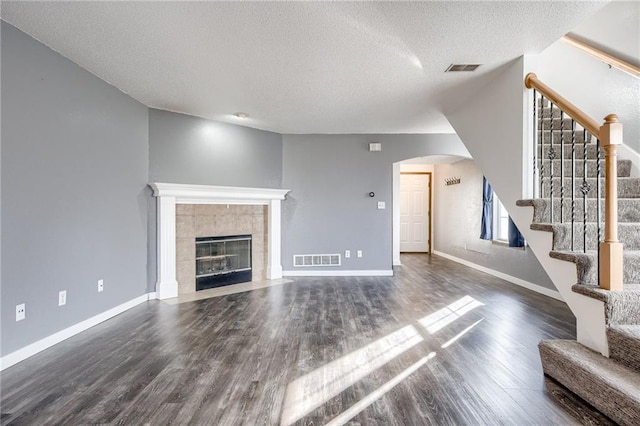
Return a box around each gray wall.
[1,22,150,356]
[433,159,555,290]
[537,1,640,154]
[281,134,469,271]
[149,109,283,188]
[147,109,284,293]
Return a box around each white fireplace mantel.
[149,183,290,300]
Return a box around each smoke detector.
[445,64,481,72]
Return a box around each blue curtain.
[480,176,493,240]
[508,217,525,247]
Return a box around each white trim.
[156,195,179,299]
[149,182,289,202]
[267,199,283,279]
[432,250,563,301]
[149,183,291,298]
[393,260,402,266]
[0,293,155,371]
[283,270,394,277]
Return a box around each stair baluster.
[597,140,602,286]
[570,119,576,251]
[533,90,539,198]
[581,129,590,253]
[560,110,565,225]
[549,102,555,223]
[539,95,546,198]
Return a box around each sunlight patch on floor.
[418,295,484,334]
[280,325,424,426]
[441,319,484,349]
[325,352,436,426]
[280,295,486,425]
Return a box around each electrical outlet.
[98,279,104,292]
[16,303,25,321]
[345,250,351,258]
[58,290,67,306]
[357,250,363,258]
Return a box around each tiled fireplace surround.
[150,183,290,299]
[176,204,267,294]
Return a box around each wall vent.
[293,254,341,267]
[445,64,481,72]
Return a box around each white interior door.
[400,173,430,253]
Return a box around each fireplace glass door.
[195,235,252,290]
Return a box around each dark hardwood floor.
[1,254,608,425]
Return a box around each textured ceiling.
[1,1,606,134]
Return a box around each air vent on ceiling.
[293,254,341,267]
[445,64,481,72]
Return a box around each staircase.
[518,75,640,424]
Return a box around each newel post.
[599,114,624,291]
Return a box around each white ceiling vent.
[445,64,481,72]
[294,254,341,267]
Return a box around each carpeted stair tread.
[541,177,640,198]
[538,106,561,118]
[571,284,640,325]
[531,222,640,251]
[540,159,631,178]
[517,198,640,223]
[608,325,640,371]
[539,339,640,425]
[549,251,640,286]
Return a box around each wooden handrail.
[562,34,640,79]
[525,73,601,137]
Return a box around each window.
[494,196,509,242]
[480,176,525,247]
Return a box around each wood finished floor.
[1,254,603,425]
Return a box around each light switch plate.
[377,201,386,209]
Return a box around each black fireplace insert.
[195,234,252,290]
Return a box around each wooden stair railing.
[525,72,623,291]
[562,34,640,80]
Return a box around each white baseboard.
[283,270,394,277]
[0,292,155,371]
[432,250,563,302]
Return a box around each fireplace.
[149,183,289,300]
[195,235,252,290]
